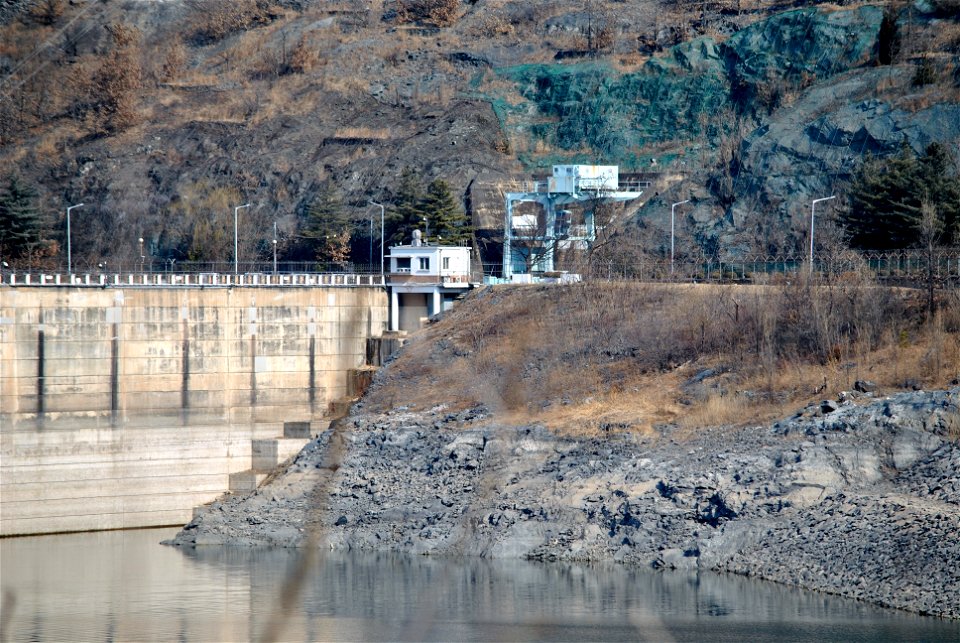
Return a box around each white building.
[387,231,471,331]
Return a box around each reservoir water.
[2,528,957,642]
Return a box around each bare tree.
[918,199,942,318]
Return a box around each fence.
[485,250,960,284]
[6,251,960,289]
[12,261,383,275]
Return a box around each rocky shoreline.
[168,388,960,619]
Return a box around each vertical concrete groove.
[181,318,190,424]
[110,321,119,425]
[36,318,45,425]
[250,334,258,407]
[309,335,316,414]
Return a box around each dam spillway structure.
[502,165,643,279]
[0,276,390,535]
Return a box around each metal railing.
[2,272,386,288]
[498,179,651,195]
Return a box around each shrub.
[85,23,143,132]
[912,58,938,86]
[186,0,274,45]
[160,41,188,82]
[286,37,320,74]
[29,0,65,26]
[395,0,460,28]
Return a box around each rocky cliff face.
[168,387,960,619]
[2,2,958,267]
[493,4,960,255]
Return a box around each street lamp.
[671,200,690,276]
[66,203,84,274]
[233,203,251,274]
[138,237,145,273]
[369,200,384,275]
[272,221,278,275]
[809,196,836,273]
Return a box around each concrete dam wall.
[0,285,388,536]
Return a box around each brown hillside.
[363,279,960,434]
[1,1,958,270]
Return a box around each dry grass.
[365,281,960,436]
[333,125,390,139]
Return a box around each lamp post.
[138,237,145,273]
[809,196,836,273]
[66,203,84,274]
[233,203,251,274]
[272,221,278,275]
[369,200,384,275]
[671,200,690,276]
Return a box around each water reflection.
[2,528,957,642]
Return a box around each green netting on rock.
[492,6,884,170]
[500,61,729,162]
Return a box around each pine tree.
[387,167,425,246]
[845,142,960,249]
[421,178,472,244]
[0,175,42,259]
[302,182,352,266]
[918,143,960,244]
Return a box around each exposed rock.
[168,388,960,619]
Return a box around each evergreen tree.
[877,7,900,66]
[421,178,472,244]
[387,167,425,245]
[845,142,960,249]
[302,182,352,266]
[0,175,42,259]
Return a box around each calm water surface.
[1,528,957,642]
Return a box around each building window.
[396,257,411,272]
[418,257,430,271]
[442,256,450,270]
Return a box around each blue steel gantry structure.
[502,165,643,279]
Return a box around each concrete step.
[251,437,310,471]
[228,470,269,494]
[0,473,229,503]
[1,457,251,484]
[283,420,311,438]
[1,490,224,525]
